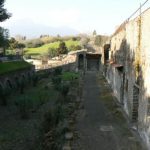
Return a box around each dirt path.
[73,72,146,150]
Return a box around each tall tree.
[0,0,11,22]
[0,0,11,55]
[0,27,9,54]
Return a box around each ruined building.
[102,7,150,149]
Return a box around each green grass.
[14,77,58,112]
[61,72,79,81]
[0,61,33,75]
[65,40,80,50]
[25,40,80,56]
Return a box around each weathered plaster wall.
[138,9,150,147]
[103,7,150,149]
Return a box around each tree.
[57,41,68,55]
[17,43,25,49]
[17,43,26,57]
[9,38,25,56]
[9,37,18,50]
[0,27,9,55]
[0,0,11,22]
[0,0,11,55]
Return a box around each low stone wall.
[0,66,35,89]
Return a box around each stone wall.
[25,52,78,71]
[102,8,150,149]
[138,9,150,148]
[0,66,34,90]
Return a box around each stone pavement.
[72,72,146,150]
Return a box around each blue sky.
[1,0,149,36]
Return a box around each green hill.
[25,40,81,56]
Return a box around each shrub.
[52,76,62,90]
[37,71,49,79]
[61,72,79,81]
[53,68,62,76]
[15,96,33,119]
[48,47,57,58]
[60,83,69,98]
[0,85,9,105]
[57,41,68,55]
[38,90,49,106]
[52,76,61,85]
[18,77,25,94]
[32,73,39,87]
[54,104,65,125]
[42,109,54,132]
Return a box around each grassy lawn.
[25,40,80,56]
[0,61,33,75]
[61,71,79,81]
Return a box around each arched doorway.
[78,54,84,70]
[6,80,13,89]
[86,54,101,71]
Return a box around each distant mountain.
[3,20,79,38]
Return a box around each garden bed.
[0,69,80,150]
